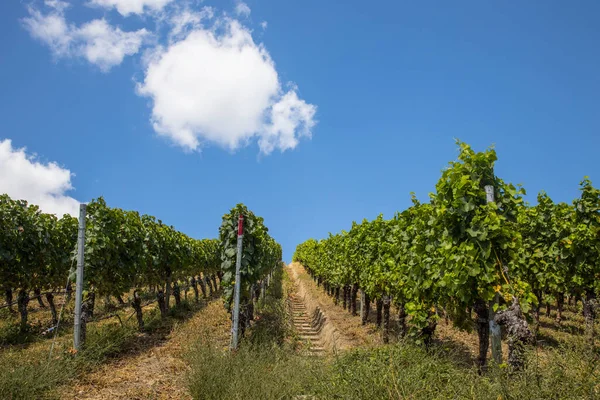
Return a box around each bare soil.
[2,266,593,399]
[55,300,230,400]
[288,262,379,349]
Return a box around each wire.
[124,299,158,323]
[0,290,69,310]
[47,258,76,365]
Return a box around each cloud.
[259,89,316,154]
[0,139,79,217]
[137,18,317,154]
[22,5,73,56]
[77,20,150,71]
[168,6,214,41]
[22,4,150,71]
[234,1,251,17]
[45,0,70,13]
[22,1,317,155]
[88,0,174,16]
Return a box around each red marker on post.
[238,214,244,236]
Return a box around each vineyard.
[219,204,282,340]
[0,196,227,337]
[294,142,600,369]
[0,195,283,398]
[0,142,599,399]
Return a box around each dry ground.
[0,290,230,400]
[1,265,595,399]
[54,300,230,399]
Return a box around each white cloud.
[77,20,150,72]
[88,0,174,16]
[0,139,79,217]
[138,18,316,154]
[22,5,150,72]
[259,90,316,154]
[45,0,70,13]
[168,6,214,41]
[22,1,317,155]
[22,6,73,56]
[234,1,251,17]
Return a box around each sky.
[1,0,599,261]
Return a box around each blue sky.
[1,0,599,260]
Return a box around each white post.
[230,214,244,351]
[485,185,503,364]
[73,203,86,351]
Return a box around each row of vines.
[219,204,283,337]
[1,195,283,347]
[294,142,599,369]
[0,196,222,335]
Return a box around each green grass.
[320,342,599,399]
[186,285,315,399]
[186,268,600,400]
[0,322,137,400]
[0,349,71,400]
[187,341,319,400]
[0,298,210,400]
[186,337,599,400]
[2,277,598,400]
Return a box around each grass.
[187,329,599,400]
[185,266,600,400]
[318,342,598,399]
[0,322,138,400]
[0,292,218,400]
[186,265,316,400]
[2,270,599,399]
[0,349,70,400]
[0,297,75,347]
[187,341,319,400]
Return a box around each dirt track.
[287,263,373,350]
[56,300,230,400]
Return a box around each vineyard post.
[74,203,86,351]
[485,185,503,364]
[230,214,244,351]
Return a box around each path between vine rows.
[56,299,230,400]
[289,294,325,354]
[287,263,368,352]
[287,262,509,365]
[58,264,422,398]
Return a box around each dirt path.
[289,294,324,354]
[287,263,369,351]
[288,262,510,365]
[56,300,230,400]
